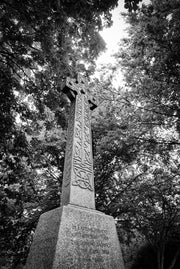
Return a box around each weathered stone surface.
[24,205,124,269]
[24,207,62,269]
[61,75,96,209]
[24,74,125,269]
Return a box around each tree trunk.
[167,247,180,269]
[157,244,165,269]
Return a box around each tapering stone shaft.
[24,74,125,269]
[61,75,96,209]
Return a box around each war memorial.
[24,74,125,269]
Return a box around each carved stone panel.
[72,92,94,191]
[62,74,96,207]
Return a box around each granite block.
[24,205,124,269]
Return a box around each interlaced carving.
[62,74,96,192]
[72,93,93,191]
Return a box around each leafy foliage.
[93,1,180,268]
[1,0,179,268]
[0,0,124,267]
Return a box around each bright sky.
[97,0,150,66]
[95,0,150,87]
[96,1,127,66]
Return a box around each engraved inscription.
[63,224,111,268]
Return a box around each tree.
[92,1,180,268]
[0,0,145,268]
[93,75,180,269]
[0,0,108,267]
[115,0,180,140]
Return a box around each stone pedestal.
[24,75,125,269]
[24,205,124,269]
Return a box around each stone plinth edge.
[24,205,125,269]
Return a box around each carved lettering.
[63,224,111,268]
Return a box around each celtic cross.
[61,74,97,209]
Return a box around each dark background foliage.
[0,1,179,269]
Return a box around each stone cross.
[61,73,97,209]
[24,74,125,269]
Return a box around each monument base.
[24,205,125,269]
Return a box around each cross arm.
[62,77,78,102]
[88,96,97,110]
[62,74,98,110]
